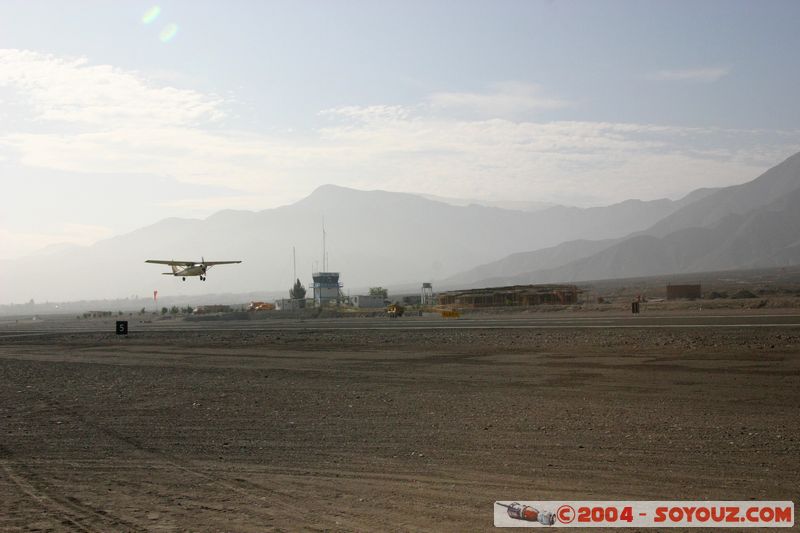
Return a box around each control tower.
[312,272,341,307]
[421,282,434,305]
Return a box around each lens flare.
[141,6,161,24]
[159,23,179,43]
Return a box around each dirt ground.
[1,317,798,531]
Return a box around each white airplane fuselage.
[170,265,206,277]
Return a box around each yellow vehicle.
[386,303,405,318]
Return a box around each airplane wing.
[146,260,197,266]
[202,261,242,266]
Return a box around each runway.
[4,311,800,337]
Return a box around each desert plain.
[1,311,798,531]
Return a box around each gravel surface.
[1,320,798,531]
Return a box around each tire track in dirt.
[0,394,149,531]
[47,404,380,530]
[4,369,379,530]
[1,460,144,533]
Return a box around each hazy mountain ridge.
[417,193,556,212]
[545,193,800,282]
[456,151,800,287]
[645,151,800,237]
[445,238,622,286]
[1,185,690,303]
[444,186,721,287]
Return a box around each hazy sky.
[2,0,800,259]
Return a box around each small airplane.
[145,258,242,281]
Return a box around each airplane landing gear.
[200,276,206,281]
[182,277,186,281]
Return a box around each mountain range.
[448,151,800,287]
[2,151,799,303]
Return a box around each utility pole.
[293,246,296,281]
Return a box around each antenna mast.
[293,246,296,281]
[322,217,327,271]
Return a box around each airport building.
[351,294,385,308]
[312,272,342,306]
[437,284,579,308]
[84,311,113,318]
[666,283,702,300]
[194,304,232,314]
[401,294,422,306]
[275,298,306,311]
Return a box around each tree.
[161,307,168,315]
[290,278,306,300]
[369,287,388,299]
[170,306,180,314]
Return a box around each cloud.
[648,66,731,83]
[320,105,410,123]
[0,49,224,126]
[426,82,569,118]
[1,48,797,222]
[313,111,798,203]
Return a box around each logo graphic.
[557,505,576,524]
[494,501,794,528]
[496,502,556,526]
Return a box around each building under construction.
[437,284,579,308]
[666,283,702,300]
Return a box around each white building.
[274,298,304,311]
[351,295,386,308]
